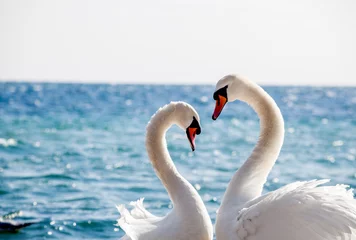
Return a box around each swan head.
[173,102,201,151]
[212,74,250,120]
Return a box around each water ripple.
[0,83,355,239]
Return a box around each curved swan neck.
[145,105,195,207]
[223,82,285,207]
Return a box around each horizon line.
[1,79,356,87]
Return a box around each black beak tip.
[212,115,217,120]
[196,128,201,135]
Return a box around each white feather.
[117,199,163,240]
[228,180,356,240]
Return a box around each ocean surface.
[0,83,356,239]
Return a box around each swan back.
[216,180,356,240]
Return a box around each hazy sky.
[0,0,355,85]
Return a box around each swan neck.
[224,83,284,207]
[145,106,195,207]
[146,108,178,183]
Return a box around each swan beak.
[186,127,197,151]
[212,95,227,120]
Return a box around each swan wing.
[128,198,157,219]
[234,179,356,240]
[117,198,163,240]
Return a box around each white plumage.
[231,180,356,240]
[117,199,163,240]
[117,102,213,240]
[213,75,356,240]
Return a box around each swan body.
[212,75,356,240]
[117,102,213,240]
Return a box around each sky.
[0,0,355,85]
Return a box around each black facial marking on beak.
[186,117,201,151]
[213,85,228,102]
[212,85,228,120]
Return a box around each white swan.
[117,102,213,240]
[212,75,356,240]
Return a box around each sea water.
[0,83,355,239]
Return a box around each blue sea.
[0,83,355,239]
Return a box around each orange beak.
[212,95,227,120]
[187,127,197,151]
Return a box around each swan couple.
[118,75,356,240]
